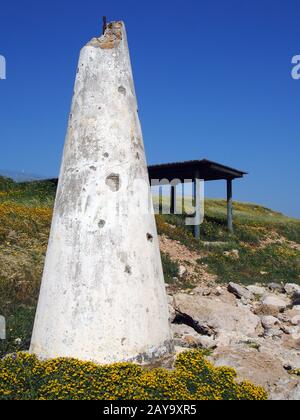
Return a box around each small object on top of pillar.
[102,16,107,34]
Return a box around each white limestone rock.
[261,295,288,310]
[261,316,280,330]
[284,283,300,296]
[247,285,266,297]
[228,282,254,300]
[268,283,285,293]
[291,315,300,326]
[223,249,240,260]
[178,265,187,278]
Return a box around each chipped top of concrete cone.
[30,21,173,365]
[88,21,124,50]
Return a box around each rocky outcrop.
[173,293,261,346]
[208,345,300,400]
[168,281,300,400]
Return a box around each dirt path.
[159,234,217,285]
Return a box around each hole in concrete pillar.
[146,233,153,242]
[106,173,120,192]
[118,86,126,95]
[103,153,109,158]
[90,166,96,171]
[125,265,132,275]
[98,220,106,229]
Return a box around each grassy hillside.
[155,196,300,288]
[0,176,299,357]
[0,177,56,357]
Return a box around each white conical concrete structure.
[30,21,173,364]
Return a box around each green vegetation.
[0,176,56,207]
[0,176,15,192]
[0,350,267,400]
[200,243,300,286]
[154,197,300,286]
[204,200,300,244]
[0,176,54,358]
[155,197,300,244]
[161,252,180,284]
[291,369,300,377]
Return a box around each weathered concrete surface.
[30,21,173,364]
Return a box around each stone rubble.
[284,283,300,296]
[246,285,266,297]
[168,281,300,400]
[178,265,187,278]
[228,282,254,300]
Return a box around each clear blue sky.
[0,0,299,217]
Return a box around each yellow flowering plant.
[0,350,268,401]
